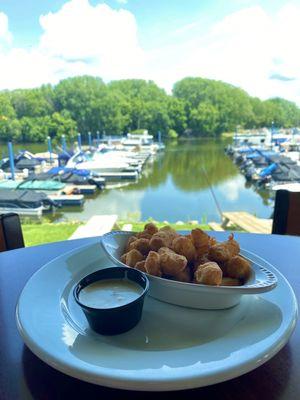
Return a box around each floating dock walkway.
[209,211,272,234]
[69,215,119,239]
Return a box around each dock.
[208,222,225,231]
[74,185,97,195]
[69,214,119,239]
[99,171,138,181]
[0,206,44,217]
[48,194,85,206]
[221,211,272,234]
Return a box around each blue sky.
[0,0,299,103]
[0,0,285,47]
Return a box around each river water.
[1,139,273,223]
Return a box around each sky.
[0,0,300,104]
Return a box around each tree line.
[0,75,299,143]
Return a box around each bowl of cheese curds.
[101,223,277,309]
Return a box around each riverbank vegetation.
[1,76,300,142]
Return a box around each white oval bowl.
[101,231,278,309]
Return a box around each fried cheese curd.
[149,226,179,252]
[144,251,161,277]
[208,234,240,263]
[191,228,213,259]
[226,255,251,280]
[135,260,146,273]
[129,238,151,255]
[194,262,223,286]
[123,249,144,267]
[158,247,187,276]
[172,236,196,262]
[121,224,251,286]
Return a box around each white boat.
[66,152,140,174]
[121,131,164,154]
[93,148,144,167]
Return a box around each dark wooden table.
[0,233,299,399]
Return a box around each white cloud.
[218,176,245,202]
[0,0,145,89]
[146,5,300,103]
[0,12,12,45]
[0,1,300,106]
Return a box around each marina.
[225,128,300,195]
[1,128,300,225]
[0,137,272,224]
[0,131,163,218]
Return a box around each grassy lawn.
[22,222,82,247]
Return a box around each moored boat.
[0,189,56,216]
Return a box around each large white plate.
[16,242,298,391]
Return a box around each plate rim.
[16,241,299,391]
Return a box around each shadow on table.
[22,343,292,400]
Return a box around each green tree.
[19,116,51,142]
[54,75,106,134]
[10,87,54,118]
[167,97,187,135]
[190,102,219,136]
[0,93,21,140]
[48,111,77,140]
[109,79,170,135]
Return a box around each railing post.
[47,136,53,164]
[8,141,15,180]
[61,134,67,152]
[158,131,162,143]
[77,132,82,151]
[88,131,92,149]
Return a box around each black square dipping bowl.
[73,267,149,335]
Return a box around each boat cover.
[47,167,90,177]
[15,158,41,170]
[0,180,65,191]
[0,189,52,208]
[259,163,277,177]
[29,172,104,188]
[272,165,300,182]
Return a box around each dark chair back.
[272,189,300,235]
[0,213,25,252]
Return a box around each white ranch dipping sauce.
[79,279,143,309]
